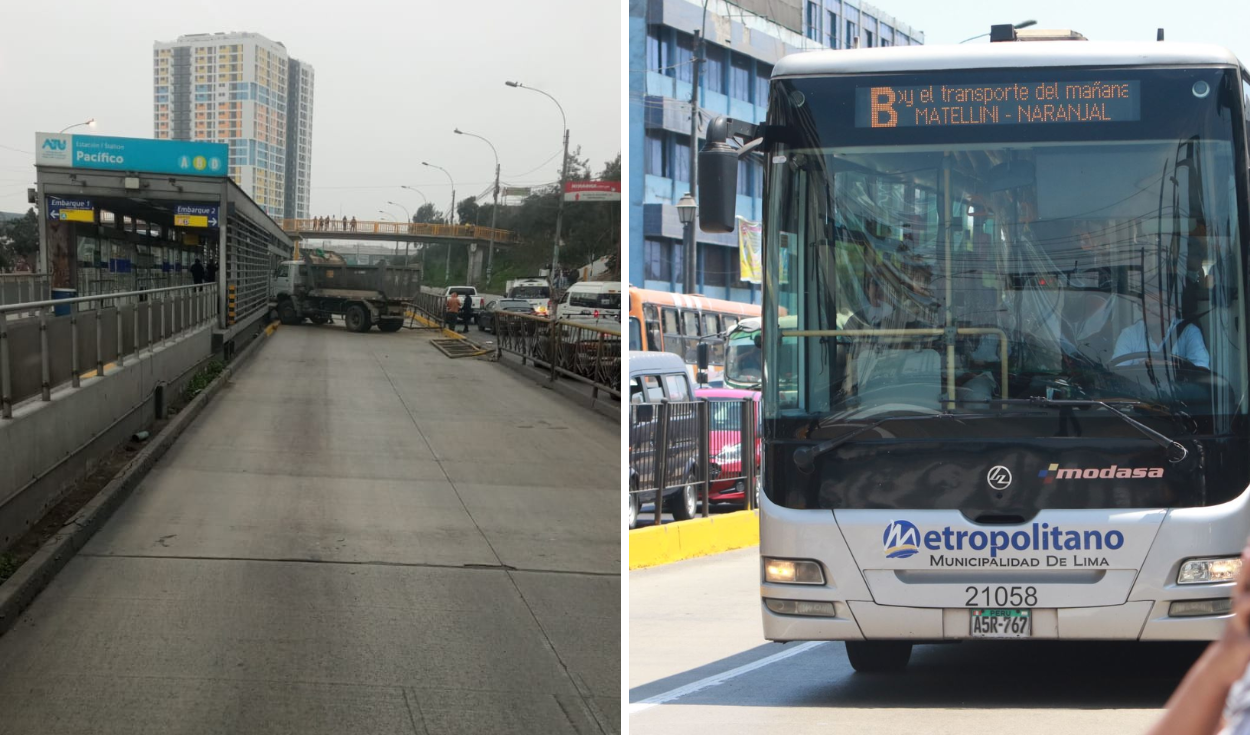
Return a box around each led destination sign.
[856,80,1141,128]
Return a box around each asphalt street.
[629,547,1201,735]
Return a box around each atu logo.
[42,139,66,151]
[883,520,921,559]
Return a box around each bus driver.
[1110,285,1210,370]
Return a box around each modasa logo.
[1037,463,1164,484]
[883,520,921,559]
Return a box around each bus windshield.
[763,66,1250,511]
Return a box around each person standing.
[205,260,217,285]
[460,292,475,333]
[189,258,205,285]
[341,215,348,231]
[350,216,358,231]
[445,291,461,330]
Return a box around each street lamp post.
[422,162,456,226]
[421,163,456,280]
[59,118,96,134]
[676,193,697,293]
[960,19,1036,43]
[506,81,568,289]
[454,128,500,287]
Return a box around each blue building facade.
[628,0,922,303]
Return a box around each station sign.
[46,196,95,223]
[35,133,228,178]
[174,203,220,229]
[563,180,621,202]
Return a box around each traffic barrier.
[629,398,757,528]
[493,312,620,399]
[628,510,759,569]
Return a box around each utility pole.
[683,29,703,294]
[553,127,570,286]
[487,162,499,285]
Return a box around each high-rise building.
[628,0,922,302]
[153,32,314,220]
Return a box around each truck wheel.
[378,319,403,333]
[278,300,299,325]
[845,641,912,673]
[345,304,370,333]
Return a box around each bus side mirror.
[696,342,710,370]
[698,143,738,234]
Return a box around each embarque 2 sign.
[856,80,1141,128]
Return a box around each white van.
[555,281,621,324]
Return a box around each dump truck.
[271,250,412,333]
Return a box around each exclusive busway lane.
[629,547,1203,735]
[0,323,620,735]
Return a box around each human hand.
[1206,543,1250,682]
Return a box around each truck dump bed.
[302,251,387,294]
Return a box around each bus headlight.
[1178,557,1243,584]
[764,558,825,585]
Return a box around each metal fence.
[0,283,217,419]
[628,397,757,528]
[0,274,51,318]
[493,312,620,399]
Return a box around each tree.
[413,203,444,224]
[0,209,39,271]
[456,197,480,227]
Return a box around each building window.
[673,33,694,83]
[644,239,673,282]
[827,12,837,48]
[674,134,691,183]
[701,244,730,287]
[645,130,665,176]
[730,53,751,102]
[703,44,724,95]
[866,29,875,47]
[755,62,772,107]
[806,2,820,41]
[752,159,763,198]
[847,21,856,47]
[737,158,751,196]
[647,26,664,70]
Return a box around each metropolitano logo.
[883,520,921,559]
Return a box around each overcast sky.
[869,0,1250,60]
[0,0,622,218]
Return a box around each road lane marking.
[628,641,827,715]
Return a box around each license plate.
[970,608,1031,638]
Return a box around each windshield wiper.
[986,397,1188,463]
[793,413,980,472]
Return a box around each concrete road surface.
[0,322,620,734]
[630,548,1201,735]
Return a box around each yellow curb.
[264,320,279,336]
[629,510,759,569]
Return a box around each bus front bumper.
[761,598,1229,641]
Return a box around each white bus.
[698,32,1250,672]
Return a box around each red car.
[696,388,761,506]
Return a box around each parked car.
[628,351,700,528]
[478,298,535,333]
[696,387,761,508]
[555,281,621,325]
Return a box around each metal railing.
[0,283,217,419]
[629,397,757,527]
[280,218,519,243]
[493,312,621,399]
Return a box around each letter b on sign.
[871,87,898,128]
